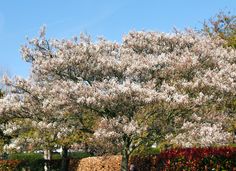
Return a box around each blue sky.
[0,0,235,78]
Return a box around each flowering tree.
[19,29,160,171]
[0,76,94,171]
[1,27,236,171]
[203,11,236,48]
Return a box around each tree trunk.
[43,149,52,160]
[60,146,69,171]
[121,148,129,171]
[43,149,52,171]
[120,136,130,171]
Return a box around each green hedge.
[8,151,92,160]
[8,153,43,160]
[15,159,61,171]
[68,152,92,159]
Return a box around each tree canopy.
[0,27,236,171]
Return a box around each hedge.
[131,146,236,171]
[69,147,236,171]
[0,160,21,171]
[0,147,235,171]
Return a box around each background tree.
[202,11,236,48]
[0,76,95,171]
[0,69,12,156]
[202,11,236,143]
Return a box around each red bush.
[130,146,236,171]
[0,160,21,171]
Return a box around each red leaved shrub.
[0,160,21,171]
[131,146,236,171]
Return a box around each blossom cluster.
[94,116,146,140]
[166,115,233,147]
[2,118,78,152]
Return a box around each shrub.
[8,152,92,171]
[131,146,236,171]
[8,152,43,160]
[69,155,122,171]
[69,152,92,159]
[66,147,236,171]
[15,159,61,171]
[0,160,21,171]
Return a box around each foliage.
[7,151,92,160]
[68,152,92,159]
[157,147,236,171]
[202,11,236,48]
[69,155,122,171]
[201,11,236,145]
[130,147,236,171]
[8,152,91,171]
[15,159,61,171]
[132,146,160,156]
[8,152,43,160]
[0,160,21,171]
